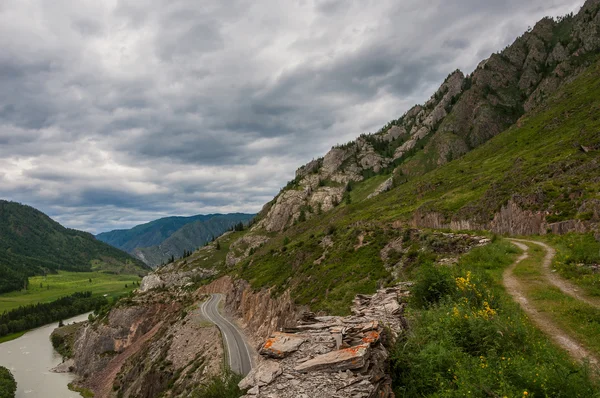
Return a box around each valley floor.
[0,271,141,314]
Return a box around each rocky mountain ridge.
[255,0,600,233]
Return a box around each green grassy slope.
[360,59,600,224]
[222,56,600,314]
[0,200,148,294]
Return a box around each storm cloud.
[0,0,584,233]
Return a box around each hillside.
[133,213,255,267]
[96,214,217,253]
[64,2,600,397]
[255,0,600,233]
[160,1,600,315]
[233,54,600,313]
[0,200,149,294]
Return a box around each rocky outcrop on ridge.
[238,285,410,398]
[226,235,270,267]
[412,199,593,236]
[139,267,217,292]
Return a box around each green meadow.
[0,271,141,314]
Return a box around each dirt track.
[504,240,599,366]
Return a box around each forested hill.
[96,213,254,255]
[96,214,219,253]
[132,213,255,267]
[0,200,149,294]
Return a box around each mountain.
[97,213,255,267]
[96,214,217,253]
[0,200,149,294]
[158,0,600,314]
[65,2,600,397]
[255,0,600,233]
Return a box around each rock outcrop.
[139,267,217,292]
[238,285,409,398]
[198,276,304,341]
[367,177,394,199]
[412,199,593,236]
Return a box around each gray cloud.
[0,0,585,233]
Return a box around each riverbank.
[0,312,90,398]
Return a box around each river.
[0,312,90,398]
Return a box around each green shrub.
[192,370,242,398]
[410,263,454,308]
[0,366,16,398]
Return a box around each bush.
[0,366,16,398]
[410,263,454,308]
[192,370,242,398]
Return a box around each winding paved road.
[200,294,253,375]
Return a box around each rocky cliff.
[412,199,591,236]
[64,288,224,398]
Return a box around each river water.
[0,312,91,398]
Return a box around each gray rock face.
[238,286,410,398]
[226,235,270,267]
[367,177,393,199]
[238,361,283,390]
[294,344,370,373]
[412,199,596,236]
[255,189,308,232]
[260,332,306,359]
[139,267,216,292]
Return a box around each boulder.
[239,361,282,390]
[294,344,370,373]
[260,332,306,359]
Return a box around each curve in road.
[504,241,599,367]
[200,294,253,376]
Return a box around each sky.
[0,0,585,234]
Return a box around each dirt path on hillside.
[503,241,599,367]
[511,239,600,309]
[87,321,164,398]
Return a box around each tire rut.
[511,239,600,309]
[504,241,599,367]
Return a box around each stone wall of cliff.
[198,276,305,342]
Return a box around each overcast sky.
[0,0,584,234]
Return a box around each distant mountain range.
[0,200,149,294]
[96,213,255,267]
